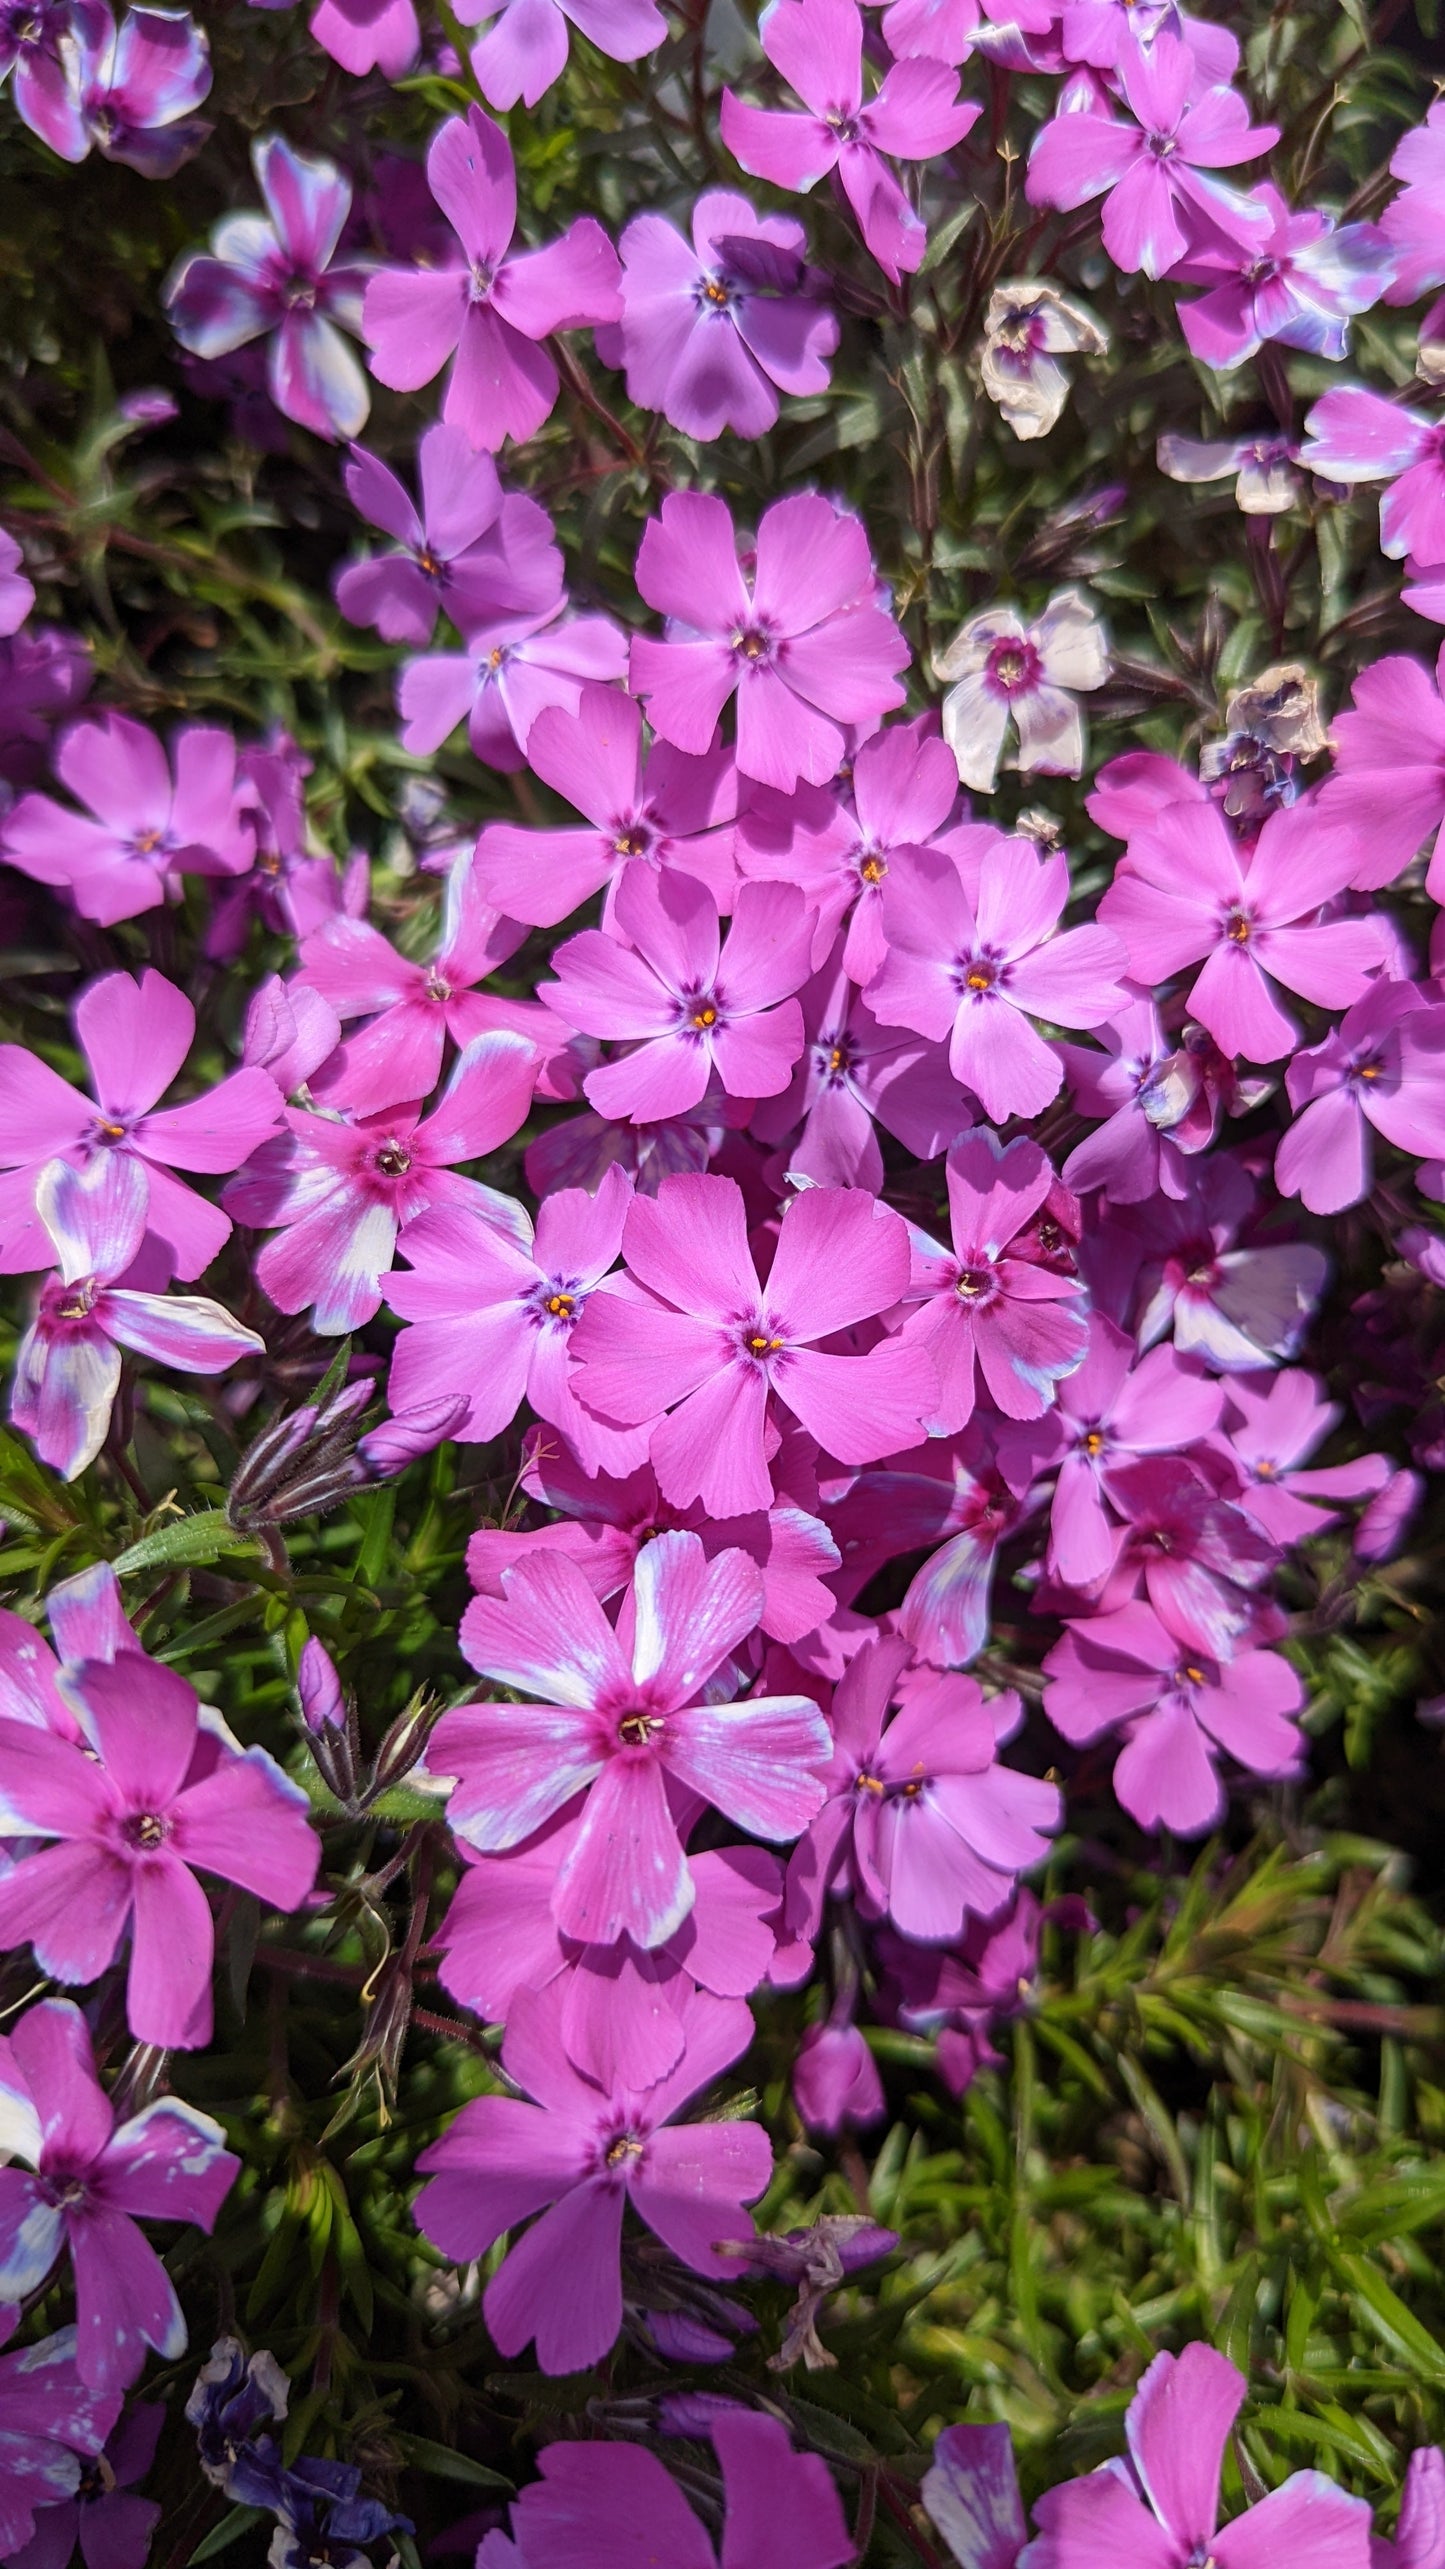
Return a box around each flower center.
[55,1278,100,1320]
[731,625,773,664]
[1224,908,1252,942]
[985,637,1042,696]
[132,826,164,857]
[614,824,652,859]
[1147,130,1177,156]
[416,546,442,577]
[424,972,453,1003]
[546,1291,574,1318]
[121,1810,171,1850]
[281,274,316,310]
[617,1709,663,1749]
[691,1002,718,1027]
[857,851,886,885]
[92,1118,126,1143]
[699,273,734,309]
[954,1267,992,1300]
[374,1141,412,1177]
[468,261,494,303]
[1083,1428,1105,1455]
[825,108,860,140]
[606,2131,645,2167]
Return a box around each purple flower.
[1043,1603,1303,1831]
[1059,1003,1224,1206]
[923,2422,1026,2569]
[362,105,622,451]
[1315,643,1445,897]
[870,837,1128,1122]
[308,0,418,77]
[833,1429,1032,1667]
[71,3,212,176]
[0,2000,238,2392]
[737,717,962,985]
[1123,1156,1329,1374]
[630,489,909,793]
[605,191,837,439]
[1092,1453,1281,1654]
[570,1172,939,1515]
[0,2320,120,2559]
[415,1979,772,2372]
[435,1528,828,1945]
[1026,34,1277,280]
[454,0,664,110]
[749,946,971,1192]
[0,965,283,1280]
[11,1156,264,1480]
[383,1162,646,1473]
[165,135,370,440]
[793,2018,885,2133]
[789,1634,1060,1940]
[1224,1369,1389,1544]
[978,281,1109,441]
[1,709,254,926]
[0,0,97,161]
[0,1638,318,2046]
[720,0,979,282]
[0,628,92,793]
[1374,2448,1445,2569]
[297,855,530,1111]
[472,683,738,929]
[228,1029,539,1333]
[1173,184,1393,369]
[397,599,629,770]
[1099,794,1382,1063]
[1277,981,1445,1214]
[1383,102,1445,304]
[1021,2342,1371,2569]
[334,422,562,646]
[0,529,35,637]
[485,2403,850,2569]
[9,2401,162,2569]
[543,870,813,1123]
[935,589,1109,792]
[897,1133,1088,1435]
[1157,426,1302,512]
[1300,387,1445,567]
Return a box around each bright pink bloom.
[1043,1604,1304,1831]
[68,2,212,176]
[1026,34,1277,280]
[397,600,629,769]
[11,1157,263,1481]
[922,2423,1027,2569]
[0,1999,238,2392]
[870,838,1127,1121]
[749,947,971,1193]
[0,530,34,636]
[897,1133,1089,1435]
[6,2398,161,2569]
[788,1633,1060,1941]
[1382,101,1445,303]
[1301,387,1445,566]
[827,1426,1033,1668]
[414,1979,772,2371]
[630,489,909,794]
[1315,643,1445,895]
[1373,2449,1445,2569]
[1000,1318,1222,1589]
[0,967,282,1280]
[605,191,837,439]
[1277,981,1445,1214]
[309,0,418,78]
[1121,1156,1329,1373]
[0,1647,318,2047]
[383,1163,644,1472]
[0,2318,120,2560]
[1093,1453,1281,1655]
[454,0,664,110]
[435,1529,828,1946]
[544,870,813,1123]
[472,685,738,928]
[363,106,623,449]
[570,1173,939,1515]
[1172,185,1392,369]
[1059,1002,1222,1205]
[793,2017,885,2132]
[227,1029,539,1332]
[334,422,562,646]
[1,710,253,926]
[1223,1370,1389,1544]
[720,0,979,281]
[1099,796,1381,1062]
[1023,2343,1371,2569]
[737,717,962,986]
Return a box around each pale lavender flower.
[935,589,1109,791]
[978,281,1108,440]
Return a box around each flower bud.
[227,1381,371,1530]
[358,1398,468,1477]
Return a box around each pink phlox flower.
[467,1423,841,1647]
[1171,183,1393,369]
[1315,642,1445,895]
[934,589,1110,793]
[383,1162,646,1473]
[881,1888,1066,2097]
[226,1028,539,1334]
[736,716,961,984]
[1043,1601,1304,1831]
[1025,33,1278,280]
[0,966,282,1281]
[204,732,352,962]
[749,945,972,1194]
[474,684,738,931]
[825,1427,1038,1668]
[793,2013,886,2134]
[921,2422,1027,2569]
[434,1805,785,2088]
[1022,2342,1372,2569]
[1383,101,1445,304]
[788,1632,1059,1942]
[1157,424,1302,511]
[1373,2448,1445,2569]
[0,529,34,637]
[0,0,103,162]
[70,2,212,177]
[297,851,540,1111]
[1087,746,1208,839]
[0,2317,121,2560]
[0,1644,318,2047]
[1059,1002,1226,1204]
[5,2396,162,2569]
[1115,1154,1329,1371]
[1221,1369,1389,1544]
[397,596,629,770]
[524,1088,746,1200]
[629,488,909,795]
[870,837,1128,1123]
[1057,0,1240,75]
[0,628,92,794]
[1081,1452,1282,1655]
[543,868,814,1125]
[895,1132,1089,1437]
[0,1998,238,2392]
[1277,979,1445,1213]
[603,190,838,440]
[1300,385,1445,566]
[478,2404,851,2568]
[720,0,979,281]
[307,0,419,79]
[414,1977,772,2373]
[362,105,623,450]
[240,973,343,1101]
[569,1172,939,1516]
[435,1526,828,1946]
[11,1156,263,1481]
[165,135,370,440]
[335,421,562,647]
[1,708,255,928]
[1099,791,1384,1063]
[452,0,664,110]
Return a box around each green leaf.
[189,2507,268,2563]
[112,1512,260,1577]
[391,2435,513,2489]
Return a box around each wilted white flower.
[979,280,1109,440]
[1157,429,1302,514]
[934,587,1110,792]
